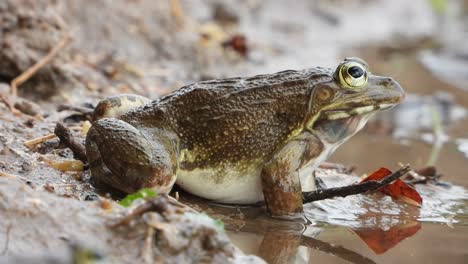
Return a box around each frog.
[85,57,404,219]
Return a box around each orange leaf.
[361,167,423,207]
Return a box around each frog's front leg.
[261,132,324,219]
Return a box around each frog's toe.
[85,118,177,194]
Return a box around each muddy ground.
[1,0,467,263]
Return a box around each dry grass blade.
[24,133,57,148]
[0,171,18,178]
[10,35,72,96]
[141,226,154,263]
[170,0,185,29]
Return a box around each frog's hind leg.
[86,118,177,194]
[92,94,151,121]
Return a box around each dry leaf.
[361,167,423,207]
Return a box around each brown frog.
[85,57,404,219]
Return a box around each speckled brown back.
[151,67,332,168]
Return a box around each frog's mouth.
[318,103,395,121]
[312,103,396,143]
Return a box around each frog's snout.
[375,76,406,104]
[387,77,405,103]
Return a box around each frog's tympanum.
[86,58,404,219]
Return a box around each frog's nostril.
[383,77,393,86]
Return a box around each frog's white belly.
[175,143,337,204]
[176,164,264,204]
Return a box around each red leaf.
[360,167,423,207]
[353,222,421,254]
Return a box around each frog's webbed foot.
[86,118,177,194]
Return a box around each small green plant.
[426,105,443,166]
[213,219,225,232]
[119,188,156,207]
[429,0,447,14]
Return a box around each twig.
[57,104,94,122]
[10,35,72,96]
[57,104,94,115]
[141,226,154,263]
[23,133,57,149]
[54,123,87,163]
[0,171,30,183]
[302,165,411,203]
[0,94,21,115]
[300,236,376,264]
[0,171,18,178]
[405,166,442,185]
[1,224,12,255]
[109,196,169,228]
[170,0,185,29]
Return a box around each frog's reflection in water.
[179,193,421,264]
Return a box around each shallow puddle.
[187,169,468,264]
[228,224,468,264]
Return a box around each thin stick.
[109,196,169,228]
[0,94,21,115]
[170,0,185,29]
[302,165,411,204]
[0,171,31,182]
[23,133,57,148]
[1,224,12,255]
[141,226,154,263]
[300,236,376,264]
[57,104,94,115]
[0,171,18,178]
[10,35,72,96]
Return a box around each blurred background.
[1,0,467,263]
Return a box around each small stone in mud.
[43,183,55,193]
[23,118,35,128]
[415,166,437,177]
[84,193,99,201]
[222,34,248,57]
[37,138,60,154]
[213,3,239,26]
[21,160,34,172]
[100,199,113,211]
[14,99,41,116]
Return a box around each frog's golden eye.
[335,61,368,89]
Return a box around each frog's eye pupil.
[347,66,364,78]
